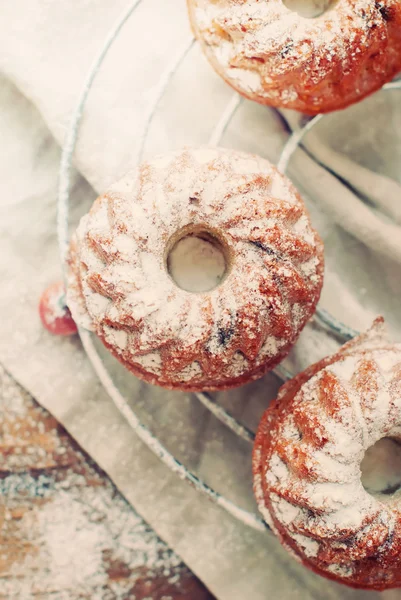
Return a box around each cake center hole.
[167,231,227,293]
[360,437,401,497]
[282,0,332,18]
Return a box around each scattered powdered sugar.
[271,494,302,525]
[104,325,128,350]
[292,215,315,245]
[327,355,360,382]
[86,291,111,319]
[326,563,353,578]
[3,473,185,600]
[68,147,322,387]
[289,533,319,558]
[301,480,367,514]
[281,414,301,441]
[225,351,249,378]
[226,67,262,93]
[43,286,66,323]
[253,466,275,529]
[135,351,163,372]
[177,360,203,382]
[10,483,182,598]
[0,366,187,600]
[260,336,282,358]
[290,303,305,329]
[318,412,362,461]
[374,349,401,374]
[300,256,320,279]
[266,453,289,484]
[311,447,357,483]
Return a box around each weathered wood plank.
[0,365,214,600]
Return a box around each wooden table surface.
[0,364,215,600]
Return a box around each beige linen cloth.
[1,1,401,598]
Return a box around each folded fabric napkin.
[1,1,401,598]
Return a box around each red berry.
[39,282,78,336]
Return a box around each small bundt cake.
[67,147,323,391]
[253,317,401,590]
[188,0,401,114]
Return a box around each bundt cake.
[67,147,323,391]
[188,0,401,114]
[253,318,401,590]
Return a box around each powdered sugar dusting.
[261,336,282,358]
[135,351,163,373]
[178,360,203,381]
[290,533,319,558]
[43,286,67,323]
[190,0,401,112]
[255,326,401,587]
[68,147,323,389]
[326,563,353,578]
[272,494,302,525]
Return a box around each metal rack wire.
[57,0,400,532]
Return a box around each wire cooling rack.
[57,0,401,532]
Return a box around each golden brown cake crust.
[253,318,401,590]
[67,147,323,391]
[188,0,401,114]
